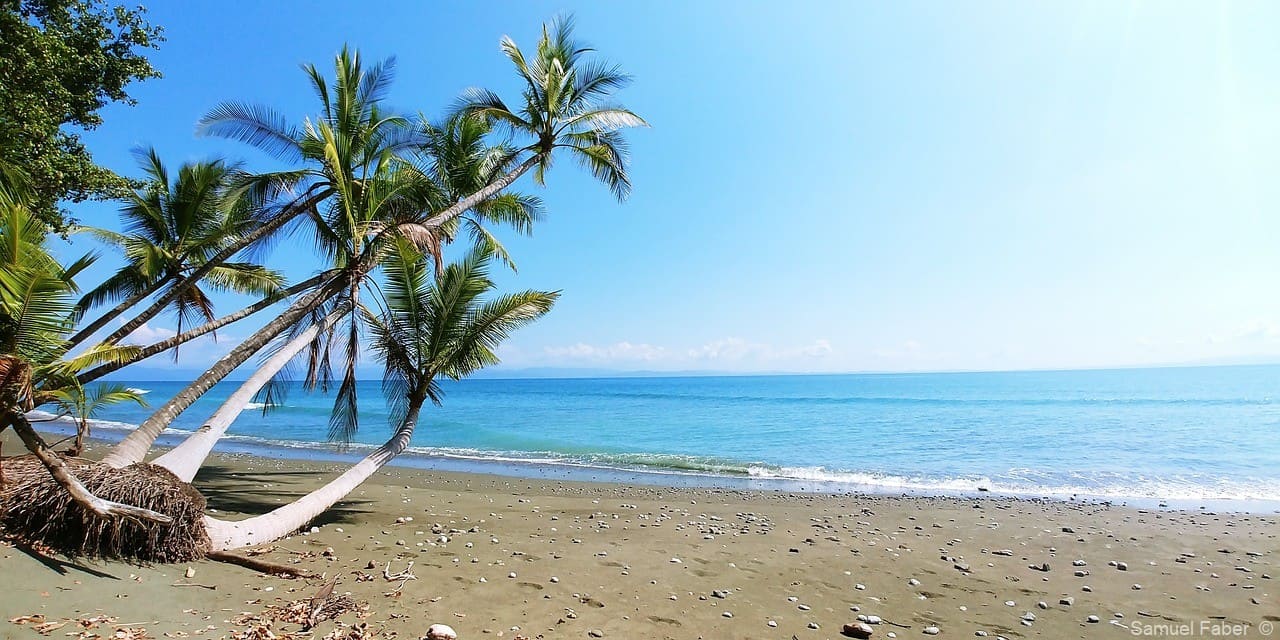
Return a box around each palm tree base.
[0,455,210,562]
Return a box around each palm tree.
[418,14,647,232]
[48,383,148,456]
[416,114,544,273]
[69,150,284,349]
[106,16,646,469]
[100,48,419,468]
[0,189,169,524]
[203,241,556,549]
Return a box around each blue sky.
[61,1,1280,376]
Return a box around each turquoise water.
[37,365,1280,508]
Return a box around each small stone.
[587,630,604,638]
[1074,570,1089,577]
[1021,612,1036,622]
[1030,563,1050,572]
[1116,562,1128,571]
[425,624,458,640]
[992,549,1013,556]
[1059,597,1075,606]
[1131,583,1142,590]
[722,611,733,618]
[1062,527,1075,533]
[768,620,778,628]
[508,572,517,579]
[842,621,873,638]
[808,622,820,630]
[908,578,921,586]
[711,590,729,599]
[550,576,559,583]
[954,563,971,572]
[1036,601,1048,610]
[923,626,940,635]
[855,583,866,590]
[1086,615,1100,623]
[1072,560,1086,566]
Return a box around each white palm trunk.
[203,403,420,550]
[151,309,345,482]
[99,279,344,469]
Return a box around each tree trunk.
[100,194,323,347]
[203,398,422,550]
[98,274,346,469]
[77,273,332,385]
[3,409,172,524]
[418,155,539,230]
[152,307,347,482]
[66,279,167,349]
[69,416,87,457]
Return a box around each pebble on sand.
[425,624,458,640]
[842,621,873,638]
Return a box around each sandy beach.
[1,439,1276,640]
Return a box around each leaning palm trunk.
[203,401,421,550]
[152,308,347,481]
[99,274,346,468]
[77,273,330,385]
[66,279,166,349]
[418,156,539,230]
[101,196,322,347]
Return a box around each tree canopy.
[0,0,163,230]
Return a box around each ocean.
[32,365,1280,510]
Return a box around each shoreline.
[2,436,1277,638]
[24,411,1280,514]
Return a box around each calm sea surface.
[38,365,1280,509]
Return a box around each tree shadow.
[10,541,121,578]
[192,465,373,526]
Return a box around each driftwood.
[207,550,310,577]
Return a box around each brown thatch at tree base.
[0,455,210,562]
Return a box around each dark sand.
[2,445,1277,639]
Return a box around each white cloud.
[544,341,672,363]
[120,322,177,345]
[535,337,834,370]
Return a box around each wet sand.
[2,446,1277,639]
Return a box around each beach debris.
[842,621,874,638]
[308,575,340,628]
[207,550,310,577]
[185,567,196,578]
[424,623,458,640]
[382,560,417,582]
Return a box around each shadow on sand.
[192,464,373,527]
